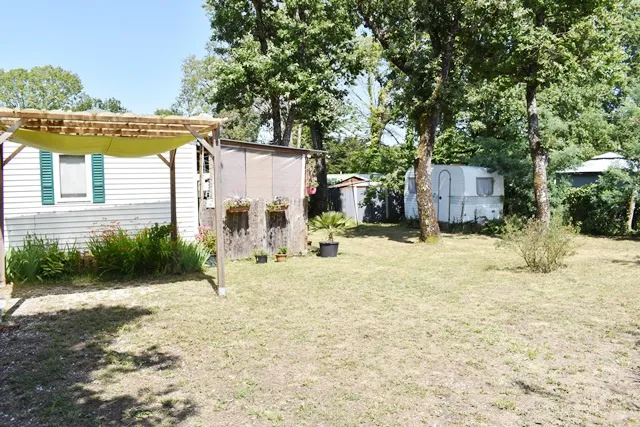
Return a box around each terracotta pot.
[275,253,287,262]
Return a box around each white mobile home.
[404,165,504,223]
[3,140,198,249]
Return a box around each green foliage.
[0,66,83,110]
[205,0,362,145]
[308,211,354,243]
[564,169,638,235]
[252,248,268,257]
[498,217,578,273]
[88,223,205,279]
[175,239,209,273]
[6,235,82,284]
[277,247,288,255]
[195,226,217,254]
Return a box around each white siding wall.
[3,141,198,249]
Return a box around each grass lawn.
[1,224,639,426]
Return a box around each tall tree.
[74,96,128,113]
[0,66,83,110]
[356,0,466,241]
[205,0,360,147]
[470,0,627,226]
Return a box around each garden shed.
[198,140,321,259]
[405,165,504,224]
[557,152,631,187]
[327,174,398,224]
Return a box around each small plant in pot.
[224,196,251,213]
[252,248,268,264]
[306,180,318,196]
[195,226,217,266]
[275,247,288,262]
[308,211,353,257]
[266,196,289,213]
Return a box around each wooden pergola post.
[169,149,178,241]
[0,119,25,287]
[184,125,226,296]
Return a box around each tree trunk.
[280,105,297,147]
[309,122,327,217]
[526,82,551,226]
[415,112,441,241]
[271,95,283,146]
[627,188,636,232]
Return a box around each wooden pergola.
[0,108,229,295]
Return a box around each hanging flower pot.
[306,186,317,195]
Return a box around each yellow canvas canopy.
[6,128,195,157]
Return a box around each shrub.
[175,239,208,273]
[6,234,81,283]
[497,217,577,273]
[195,226,216,253]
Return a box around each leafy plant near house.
[6,234,82,283]
[252,248,268,264]
[277,247,288,255]
[497,217,577,273]
[224,196,251,210]
[266,197,289,212]
[88,223,206,279]
[195,226,217,253]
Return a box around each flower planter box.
[227,206,250,213]
[267,206,288,213]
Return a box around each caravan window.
[476,177,494,196]
[407,177,416,194]
[59,155,89,199]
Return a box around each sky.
[0,0,211,114]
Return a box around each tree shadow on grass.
[343,224,419,244]
[611,257,640,266]
[0,306,196,426]
[9,271,218,300]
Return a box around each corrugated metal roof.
[558,152,630,174]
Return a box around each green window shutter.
[91,154,105,203]
[39,151,55,205]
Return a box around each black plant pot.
[319,242,339,257]
[255,255,268,264]
[206,254,217,267]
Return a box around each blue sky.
[0,1,211,114]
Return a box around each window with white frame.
[408,176,416,194]
[56,154,92,201]
[476,177,494,197]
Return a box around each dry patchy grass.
[1,224,639,426]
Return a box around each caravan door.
[437,170,451,223]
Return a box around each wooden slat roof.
[0,108,226,138]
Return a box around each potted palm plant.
[275,247,288,262]
[308,211,353,257]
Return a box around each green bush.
[175,239,208,273]
[497,217,577,273]
[6,234,82,283]
[564,170,639,236]
[88,223,207,279]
